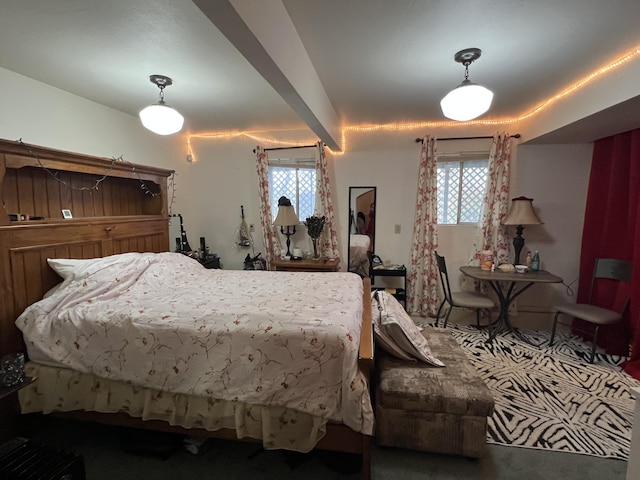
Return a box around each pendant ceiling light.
[139,74,184,135]
[440,48,494,122]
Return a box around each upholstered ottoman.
[375,327,494,458]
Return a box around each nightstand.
[271,258,340,272]
[371,266,407,307]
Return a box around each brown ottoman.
[375,327,494,458]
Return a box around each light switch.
[394,224,401,234]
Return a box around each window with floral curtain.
[313,141,340,262]
[468,132,513,266]
[256,143,340,266]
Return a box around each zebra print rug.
[429,323,640,460]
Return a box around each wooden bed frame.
[0,139,374,479]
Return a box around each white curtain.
[407,135,439,316]
[255,146,281,268]
[314,142,341,263]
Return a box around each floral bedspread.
[16,252,373,435]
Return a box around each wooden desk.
[271,258,340,272]
[460,266,563,343]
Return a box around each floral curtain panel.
[314,141,340,263]
[469,132,513,266]
[255,146,281,268]
[407,135,439,316]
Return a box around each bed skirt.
[19,361,330,453]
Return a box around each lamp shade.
[273,205,299,226]
[502,196,543,226]
[139,103,184,136]
[440,80,494,121]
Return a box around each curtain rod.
[415,134,520,143]
[253,144,318,153]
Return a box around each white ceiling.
[1,0,639,147]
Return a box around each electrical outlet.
[394,224,401,234]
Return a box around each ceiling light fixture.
[440,48,494,122]
[139,74,185,136]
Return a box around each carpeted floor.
[18,415,630,480]
[424,322,640,460]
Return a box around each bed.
[0,139,374,479]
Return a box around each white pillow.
[47,258,94,280]
[47,252,148,281]
[376,290,444,367]
[371,293,415,361]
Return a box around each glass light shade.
[502,196,543,226]
[440,80,494,121]
[139,103,184,135]
[273,205,299,226]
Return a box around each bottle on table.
[531,251,540,271]
[524,251,532,267]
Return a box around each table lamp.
[273,196,299,257]
[501,196,543,265]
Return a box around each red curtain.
[577,128,640,377]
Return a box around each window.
[269,157,316,222]
[437,156,488,224]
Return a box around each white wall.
[177,137,266,269]
[508,143,592,327]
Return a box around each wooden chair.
[550,258,633,363]
[435,252,495,328]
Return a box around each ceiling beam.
[194,0,342,151]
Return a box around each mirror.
[348,186,376,277]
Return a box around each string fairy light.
[187,130,320,162]
[17,138,177,215]
[184,44,640,155]
[514,46,640,122]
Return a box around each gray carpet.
[19,415,629,480]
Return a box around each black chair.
[550,258,633,363]
[435,252,495,328]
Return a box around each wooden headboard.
[0,139,174,355]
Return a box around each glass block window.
[269,161,316,221]
[437,158,488,224]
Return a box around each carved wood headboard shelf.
[0,139,173,226]
[0,138,174,355]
